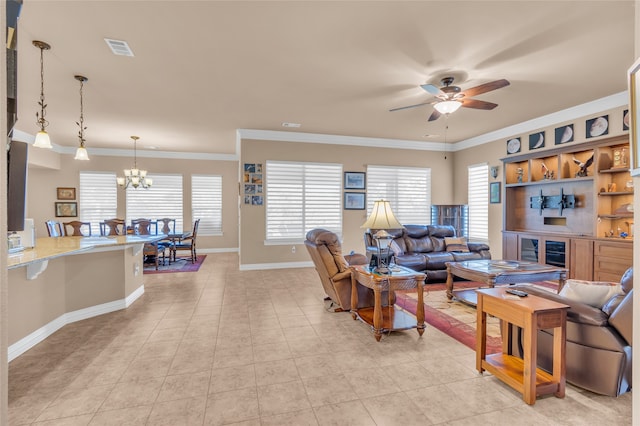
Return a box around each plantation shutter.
[366,165,431,225]
[468,163,489,242]
[79,171,118,235]
[266,161,342,241]
[126,173,183,232]
[192,174,223,235]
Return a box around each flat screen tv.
[7,139,27,232]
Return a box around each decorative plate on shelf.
[506,138,521,154]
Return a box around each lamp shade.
[34,130,52,149]
[74,146,89,161]
[361,200,403,229]
[433,100,462,115]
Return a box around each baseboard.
[239,261,313,271]
[8,285,145,362]
[199,247,238,254]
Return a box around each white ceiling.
[14,1,636,155]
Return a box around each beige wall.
[26,152,239,250]
[239,138,454,266]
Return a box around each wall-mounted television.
[7,140,27,232]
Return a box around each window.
[468,163,489,242]
[192,175,222,236]
[366,165,431,225]
[79,171,117,235]
[266,161,342,242]
[126,173,183,232]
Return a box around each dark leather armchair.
[509,267,633,396]
[305,228,388,312]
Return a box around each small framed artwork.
[554,124,574,145]
[244,184,256,194]
[529,131,545,150]
[251,195,263,206]
[55,202,77,217]
[344,192,365,210]
[56,187,76,200]
[506,138,521,155]
[344,172,366,190]
[489,182,501,204]
[623,109,630,131]
[586,115,608,138]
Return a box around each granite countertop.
[8,235,166,269]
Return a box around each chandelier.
[33,40,52,149]
[117,136,152,189]
[73,75,89,160]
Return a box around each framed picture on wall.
[55,202,77,217]
[56,187,76,200]
[344,172,365,189]
[344,192,365,210]
[489,182,501,204]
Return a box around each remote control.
[506,289,528,297]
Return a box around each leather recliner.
[509,267,633,396]
[305,228,381,312]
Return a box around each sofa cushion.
[608,289,633,345]
[451,251,483,262]
[315,230,349,273]
[430,236,447,252]
[404,225,429,238]
[559,279,623,309]
[395,253,427,271]
[423,252,455,270]
[444,236,469,252]
[405,236,433,253]
[427,225,455,238]
[467,242,490,252]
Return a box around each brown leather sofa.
[508,267,633,396]
[364,225,491,282]
[305,228,379,312]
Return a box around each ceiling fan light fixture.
[433,100,462,115]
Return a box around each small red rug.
[395,281,558,354]
[143,255,206,274]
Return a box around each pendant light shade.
[433,100,462,115]
[33,40,52,149]
[74,75,90,160]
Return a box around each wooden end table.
[350,264,426,342]
[476,287,569,405]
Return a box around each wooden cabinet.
[502,135,633,281]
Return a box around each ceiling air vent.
[104,38,134,57]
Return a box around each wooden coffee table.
[476,287,569,405]
[445,260,567,303]
[350,264,426,341]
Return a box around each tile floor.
[8,253,632,425]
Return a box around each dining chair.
[143,241,166,270]
[100,218,126,236]
[173,219,200,263]
[131,218,155,235]
[45,220,64,237]
[62,221,92,236]
[157,218,176,235]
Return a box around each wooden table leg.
[476,293,486,373]
[522,313,536,405]
[416,277,425,336]
[553,310,567,398]
[445,264,454,300]
[373,283,383,341]
[350,273,358,320]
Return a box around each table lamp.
[361,200,403,273]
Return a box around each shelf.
[598,191,634,196]
[598,214,634,219]
[599,168,632,174]
[506,176,593,188]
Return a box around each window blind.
[192,174,222,235]
[468,163,489,242]
[266,161,342,241]
[79,171,118,235]
[126,173,184,232]
[366,165,431,225]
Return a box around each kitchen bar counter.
[8,235,163,361]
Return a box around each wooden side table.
[350,265,426,342]
[476,287,569,405]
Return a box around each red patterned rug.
[143,255,206,274]
[395,281,558,354]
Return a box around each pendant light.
[74,75,90,160]
[33,40,52,148]
[117,136,152,189]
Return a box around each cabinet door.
[502,233,518,260]
[593,241,633,282]
[518,236,539,263]
[570,239,593,280]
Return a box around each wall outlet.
[134,262,140,276]
[291,246,296,253]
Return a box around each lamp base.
[374,266,391,275]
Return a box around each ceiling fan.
[390,76,510,121]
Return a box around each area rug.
[395,281,558,354]
[143,255,206,274]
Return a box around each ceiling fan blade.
[427,110,441,121]
[460,79,510,98]
[420,83,444,96]
[461,98,498,110]
[389,101,432,112]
